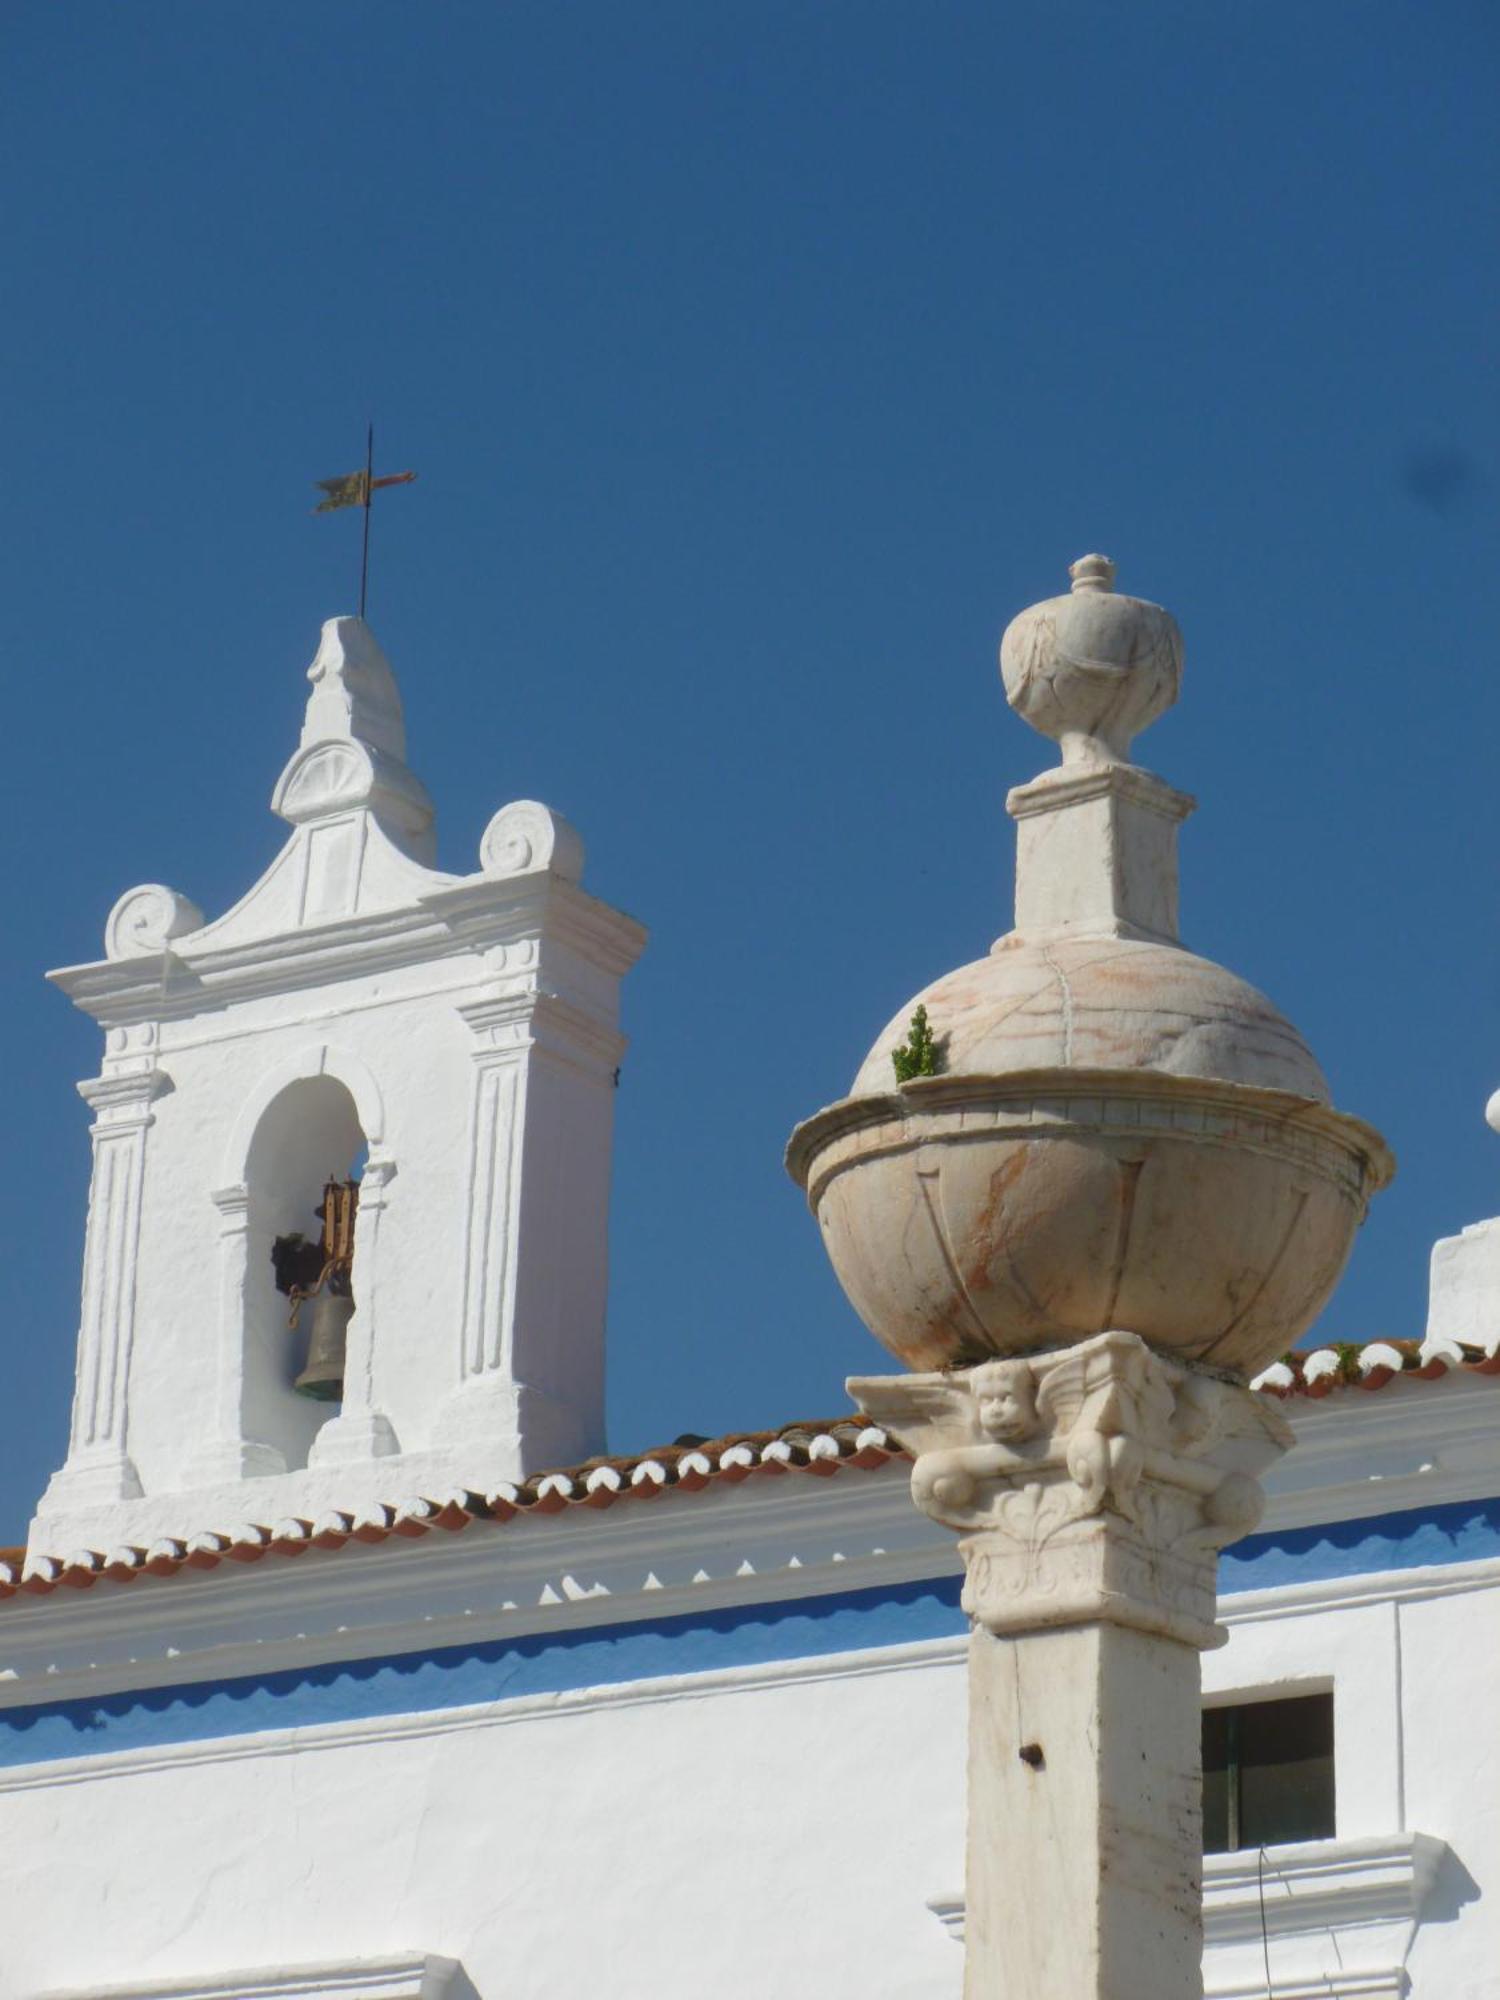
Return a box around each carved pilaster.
[441,975,624,1473]
[851,1331,1292,2000]
[43,1063,170,1507]
[456,993,532,1385]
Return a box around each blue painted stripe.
[1221,1493,1500,1594]
[2,1497,1496,1770]
[0,1576,966,1770]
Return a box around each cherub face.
[972,1359,1037,1442]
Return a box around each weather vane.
[314,423,417,619]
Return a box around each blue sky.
[1,4,1496,1536]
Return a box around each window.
[1202,1692,1334,1854]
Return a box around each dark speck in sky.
[1400,445,1485,516]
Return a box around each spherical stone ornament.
[851,934,1331,1104]
[1001,554,1183,767]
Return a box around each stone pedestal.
[1008,762,1195,944]
[851,1331,1292,2000]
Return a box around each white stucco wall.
[1,1383,1497,2000]
[0,1571,1494,1998]
[0,1648,968,2000]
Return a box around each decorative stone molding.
[852,1330,1293,1647]
[450,976,627,1446]
[76,1064,171,1129]
[269,616,435,862]
[479,798,585,882]
[103,883,203,961]
[460,987,625,1082]
[220,1043,388,1181]
[455,1033,525,1385]
[272,738,435,852]
[301,615,408,757]
[37,1951,464,2000]
[930,1830,1448,1999]
[799,1068,1384,1210]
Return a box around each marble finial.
[1068,552,1117,593]
[1000,555,1183,768]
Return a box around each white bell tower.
[31,616,645,1557]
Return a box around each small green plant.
[892,1004,942,1084]
[1331,1340,1364,1382]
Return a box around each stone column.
[308,1152,400,1465]
[180,1179,287,1485]
[852,1331,1292,2000]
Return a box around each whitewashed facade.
[1,618,1497,2000]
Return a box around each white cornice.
[0,1466,949,1707]
[5,1370,1500,1710]
[48,875,645,1028]
[1257,1372,1500,1532]
[422,875,646,977]
[49,907,470,1025]
[37,1952,462,2000]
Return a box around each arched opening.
[243,1074,366,1472]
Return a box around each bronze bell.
[294,1288,354,1401]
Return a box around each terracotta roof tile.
[5,1341,1498,1606]
[0,1417,905,1604]
[1249,1336,1500,1397]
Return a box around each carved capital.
[850,1331,1291,1648]
[78,1064,171,1132]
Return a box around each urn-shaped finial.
[1000,554,1183,767]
